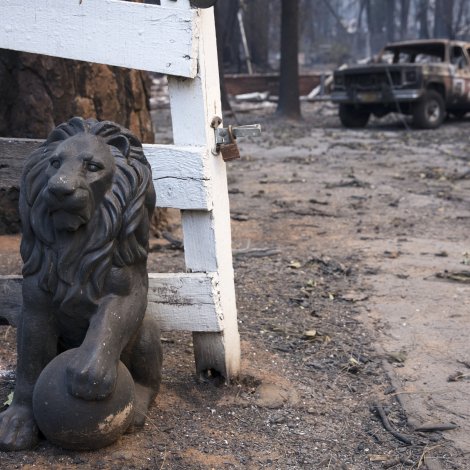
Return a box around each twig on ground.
[233,248,281,259]
[159,446,167,470]
[273,208,333,217]
[161,231,184,250]
[417,444,444,469]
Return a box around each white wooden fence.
[0,0,240,379]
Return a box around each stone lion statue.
[0,117,162,450]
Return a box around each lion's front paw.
[66,353,118,401]
[0,404,38,451]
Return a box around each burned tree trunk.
[417,0,430,39]
[215,0,241,72]
[434,0,455,39]
[385,0,395,43]
[277,0,301,120]
[215,3,234,113]
[399,0,411,40]
[365,0,387,54]
[0,52,154,142]
[245,0,270,71]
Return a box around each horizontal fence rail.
[146,145,212,211]
[148,272,223,332]
[0,139,213,211]
[0,273,223,332]
[0,0,199,77]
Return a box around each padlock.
[211,117,261,162]
[220,143,241,161]
[220,125,241,162]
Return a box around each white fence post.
[162,1,241,379]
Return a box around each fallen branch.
[435,270,470,283]
[161,231,184,251]
[414,422,458,432]
[372,402,412,445]
[325,177,371,189]
[273,208,333,218]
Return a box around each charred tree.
[417,0,430,38]
[365,0,387,54]
[215,3,233,114]
[244,0,270,71]
[0,52,154,142]
[434,0,455,38]
[385,0,396,42]
[215,0,241,72]
[399,0,411,40]
[277,0,301,120]
[453,0,469,38]
[300,0,315,64]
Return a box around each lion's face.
[20,117,155,305]
[44,134,116,232]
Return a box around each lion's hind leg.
[122,314,163,427]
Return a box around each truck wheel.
[339,104,370,128]
[413,90,445,129]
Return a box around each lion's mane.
[19,117,156,308]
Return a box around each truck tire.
[339,104,370,128]
[412,90,445,129]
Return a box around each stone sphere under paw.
[32,349,135,450]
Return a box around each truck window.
[414,53,443,63]
[451,46,468,68]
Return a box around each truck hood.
[334,63,448,75]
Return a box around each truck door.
[450,46,470,106]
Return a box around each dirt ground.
[0,100,469,469]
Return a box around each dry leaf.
[303,329,317,339]
[4,392,13,406]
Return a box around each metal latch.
[211,116,262,162]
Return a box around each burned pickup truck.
[332,40,470,129]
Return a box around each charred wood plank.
[0,138,41,235]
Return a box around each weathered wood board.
[146,145,212,211]
[0,273,223,332]
[0,139,41,189]
[147,273,223,331]
[0,276,22,327]
[0,139,212,213]
[0,0,199,78]
[0,139,42,234]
